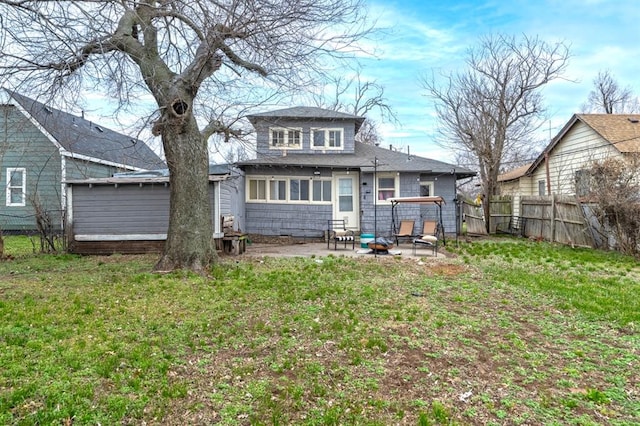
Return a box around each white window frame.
[246,175,332,205]
[311,128,344,150]
[269,127,302,149]
[419,181,435,197]
[289,179,310,201]
[312,179,332,202]
[376,173,399,204]
[6,167,26,207]
[269,179,287,201]
[248,178,267,201]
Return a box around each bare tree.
[310,72,398,145]
[0,1,368,272]
[422,34,570,230]
[586,155,640,255]
[581,70,639,114]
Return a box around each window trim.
[419,181,435,197]
[6,167,26,207]
[246,175,332,204]
[268,127,302,149]
[310,128,344,150]
[375,173,399,204]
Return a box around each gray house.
[239,107,475,240]
[0,89,164,232]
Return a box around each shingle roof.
[6,90,165,170]
[238,141,476,178]
[527,113,640,175]
[247,106,366,133]
[497,163,532,182]
[576,114,640,153]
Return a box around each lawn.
[1,236,638,425]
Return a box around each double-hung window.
[6,167,26,207]
[377,174,397,202]
[270,128,302,148]
[312,128,343,150]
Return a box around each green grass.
[449,239,640,328]
[1,236,639,425]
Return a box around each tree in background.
[581,70,639,114]
[0,0,368,272]
[310,72,398,146]
[422,34,570,230]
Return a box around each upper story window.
[311,128,343,150]
[6,167,26,207]
[269,127,301,149]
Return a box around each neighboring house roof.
[3,89,165,170]
[111,163,234,178]
[527,113,640,175]
[498,163,532,182]
[247,106,366,133]
[239,141,476,178]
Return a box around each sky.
[355,0,640,165]
[73,0,640,167]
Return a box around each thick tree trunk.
[154,114,216,273]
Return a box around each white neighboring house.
[499,113,640,216]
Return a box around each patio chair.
[394,219,415,246]
[327,219,355,250]
[412,220,439,256]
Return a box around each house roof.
[577,114,640,153]
[497,163,532,182]
[4,89,165,171]
[247,106,366,133]
[238,141,476,178]
[527,113,640,175]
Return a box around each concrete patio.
[235,241,445,259]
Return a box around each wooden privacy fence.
[517,195,594,247]
[489,195,512,234]
[462,200,487,235]
[485,195,595,247]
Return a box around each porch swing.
[389,196,446,255]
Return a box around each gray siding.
[245,203,332,238]
[70,181,220,238]
[0,105,64,230]
[219,174,246,232]
[359,172,458,238]
[71,183,171,235]
[65,157,120,180]
[253,118,356,156]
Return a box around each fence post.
[551,194,556,243]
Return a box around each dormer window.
[312,128,343,150]
[269,127,301,149]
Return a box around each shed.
[66,174,229,254]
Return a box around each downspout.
[544,151,551,195]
